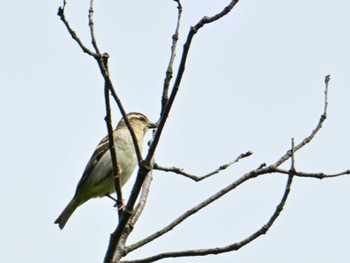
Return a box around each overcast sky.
[2,0,350,262]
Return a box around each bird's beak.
[148,122,158,129]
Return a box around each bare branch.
[273,75,330,167]
[88,0,101,54]
[111,173,154,261]
[102,57,149,261]
[271,167,350,179]
[124,91,329,255]
[105,2,241,260]
[85,0,123,213]
[58,1,143,164]
[123,140,296,263]
[290,138,295,171]
[105,78,141,165]
[57,1,97,57]
[146,0,240,164]
[122,172,294,263]
[118,133,157,259]
[124,165,267,254]
[161,0,182,115]
[106,127,156,262]
[88,1,143,164]
[130,171,153,228]
[154,150,253,181]
[103,63,124,214]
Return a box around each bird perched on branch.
[55,112,157,229]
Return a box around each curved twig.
[273,75,330,167]
[154,151,252,181]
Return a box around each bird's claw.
[114,200,125,210]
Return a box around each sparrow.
[55,112,156,229]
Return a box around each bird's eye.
[139,116,146,122]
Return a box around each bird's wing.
[75,135,110,191]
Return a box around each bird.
[54,112,157,229]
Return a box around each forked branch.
[105,2,241,262]
[57,0,143,164]
[146,0,240,163]
[123,167,294,263]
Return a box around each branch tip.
[244,150,253,157]
[57,0,66,16]
[258,163,266,169]
[57,7,63,16]
[103,53,110,66]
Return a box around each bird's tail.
[54,199,80,230]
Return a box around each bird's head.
[117,112,157,136]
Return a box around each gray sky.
[2,0,350,262]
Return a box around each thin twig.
[271,167,350,179]
[98,56,144,164]
[103,59,124,215]
[108,82,143,163]
[161,0,182,115]
[88,0,101,54]
[273,75,330,167]
[290,138,295,171]
[57,1,97,57]
[154,150,253,181]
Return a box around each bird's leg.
[105,194,125,210]
[105,194,117,202]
